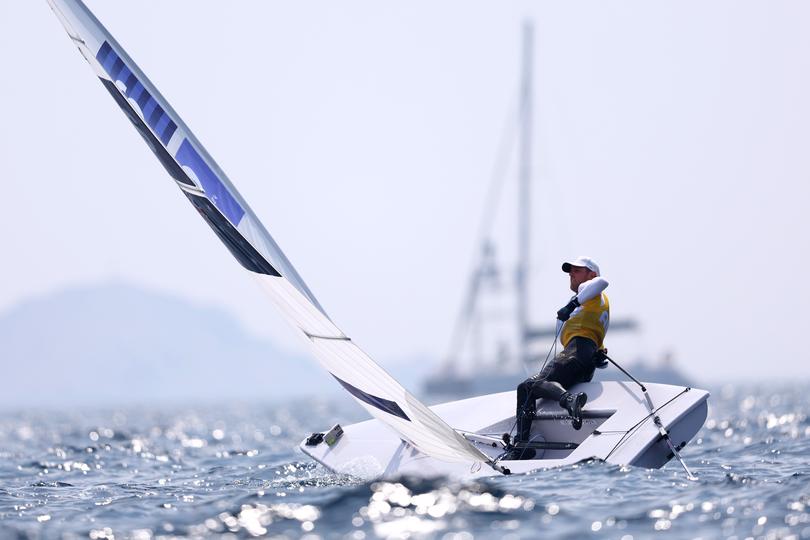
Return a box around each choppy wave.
[1,384,809,539]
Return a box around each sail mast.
[517,21,534,367]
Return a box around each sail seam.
[305,333,350,342]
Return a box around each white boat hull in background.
[300,381,709,479]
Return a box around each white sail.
[47,0,490,466]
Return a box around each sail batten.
[48,0,491,466]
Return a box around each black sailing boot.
[559,392,587,430]
[503,409,536,460]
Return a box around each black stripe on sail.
[97,78,281,277]
[99,78,194,187]
[332,375,411,421]
[183,193,281,276]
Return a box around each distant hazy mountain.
[0,282,441,411]
[0,282,346,409]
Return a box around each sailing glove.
[556,297,580,321]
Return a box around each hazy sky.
[3,1,810,383]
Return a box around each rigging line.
[602,354,697,479]
[477,93,522,245]
[604,388,690,460]
[603,387,691,461]
[456,430,508,448]
[442,92,521,364]
[537,322,561,373]
[520,319,562,378]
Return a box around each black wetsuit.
[516,336,598,422]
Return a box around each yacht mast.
[517,21,534,367]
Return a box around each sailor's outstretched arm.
[576,276,609,303]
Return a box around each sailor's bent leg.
[535,341,592,429]
[517,370,562,413]
[532,380,567,403]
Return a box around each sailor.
[506,256,609,460]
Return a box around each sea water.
[1,384,809,539]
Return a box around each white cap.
[561,256,600,276]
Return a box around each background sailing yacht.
[421,22,690,401]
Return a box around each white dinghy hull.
[301,381,709,479]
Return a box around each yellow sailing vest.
[561,292,609,348]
